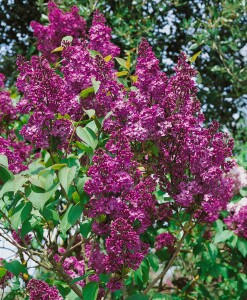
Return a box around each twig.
[143,230,188,295]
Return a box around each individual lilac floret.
[27,279,62,300]
[155,233,177,251]
[89,10,120,58]
[31,1,86,62]
[225,197,247,239]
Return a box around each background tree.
[0,0,42,84]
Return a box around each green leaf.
[147,253,159,272]
[88,50,101,58]
[10,202,32,231]
[80,86,94,99]
[104,55,112,62]
[0,154,8,168]
[70,271,95,284]
[51,46,64,53]
[84,109,95,119]
[80,220,92,238]
[50,163,67,170]
[3,260,27,276]
[190,50,202,63]
[58,166,77,194]
[91,77,101,94]
[207,243,218,261]
[197,72,202,84]
[214,230,234,244]
[125,295,149,300]
[76,126,98,150]
[59,204,83,233]
[28,183,59,210]
[0,166,14,184]
[65,289,82,300]
[116,71,128,77]
[115,57,128,69]
[0,175,29,196]
[237,238,247,257]
[0,267,7,278]
[240,187,247,197]
[30,172,54,191]
[57,113,71,120]
[82,281,99,300]
[62,35,73,43]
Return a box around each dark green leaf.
[59,204,83,233]
[3,260,27,276]
[28,183,59,210]
[71,271,95,284]
[0,166,14,184]
[147,253,159,272]
[80,220,92,238]
[0,267,7,278]
[10,202,32,231]
[82,281,99,300]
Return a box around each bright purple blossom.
[31,1,86,62]
[16,56,76,149]
[27,279,62,300]
[62,257,85,287]
[89,10,120,58]
[105,218,149,273]
[155,233,176,251]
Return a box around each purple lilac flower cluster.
[105,39,234,223]
[27,279,63,300]
[155,233,177,251]
[31,1,86,62]
[0,74,32,173]
[225,197,247,239]
[17,5,124,149]
[84,135,155,290]
[16,56,75,149]
[62,256,85,287]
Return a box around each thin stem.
[143,230,188,295]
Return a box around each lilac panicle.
[27,279,62,300]
[0,74,31,173]
[31,1,86,62]
[89,10,120,58]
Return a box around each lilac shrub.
[0,1,245,299]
